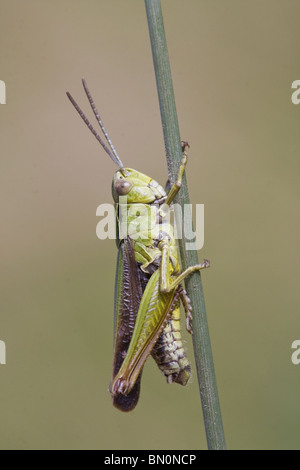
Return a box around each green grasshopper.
[67,79,209,411]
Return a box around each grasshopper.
[67,79,209,411]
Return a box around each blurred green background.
[0,0,299,450]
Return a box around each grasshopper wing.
[111,239,143,411]
[111,268,179,397]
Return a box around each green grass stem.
[145,0,226,450]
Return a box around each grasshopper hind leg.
[137,267,191,385]
[178,285,193,335]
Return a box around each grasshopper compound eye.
[113,178,133,196]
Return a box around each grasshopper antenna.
[66,79,125,172]
[81,78,124,169]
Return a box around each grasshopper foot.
[181,141,190,153]
[111,377,130,396]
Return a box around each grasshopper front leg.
[160,145,210,331]
[164,153,187,206]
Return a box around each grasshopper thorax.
[112,168,166,204]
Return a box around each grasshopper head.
[112,168,166,204]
